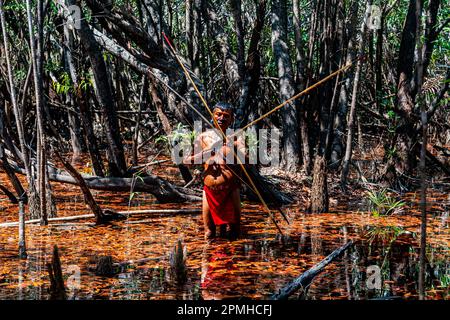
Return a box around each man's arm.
[182,134,217,165]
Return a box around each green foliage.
[366,189,405,217]
[385,147,397,159]
[79,75,94,92]
[103,51,113,63]
[156,123,197,150]
[52,72,72,95]
[366,225,406,244]
[3,1,26,11]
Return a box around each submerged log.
[0,208,201,227]
[271,241,353,300]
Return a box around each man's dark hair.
[213,102,234,114]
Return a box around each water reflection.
[0,209,448,300]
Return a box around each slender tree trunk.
[67,93,83,165]
[63,21,105,177]
[192,0,203,77]
[235,0,265,128]
[132,76,148,166]
[340,2,371,188]
[310,155,329,213]
[0,0,39,220]
[418,98,428,300]
[271,0,300,172]
[18,198,27,258]
[375,12,384,112]
[293,0,310,173]
[185,0,194,65]
[26,0,50,223]
[230,0,245,83]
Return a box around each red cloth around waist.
[204,185,239,225]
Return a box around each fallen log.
[9,161,201,202]
[270,241,354,300]
[0,208,201,227]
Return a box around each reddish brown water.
[0,162,449,300]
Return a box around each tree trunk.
[235,0,266,128]
[0,0,39,219]
[70,0,127,177]
[53,149,113,224]
[149,77,193,184]
[18,198,27,259]
[341,2,371,188]
[293,0,310,173]
[63,22,105,177]
[310,154,329,213]
[385,0,423,188]
[26,0,52,223]
[271,0,300,172]
[185,0,194,65]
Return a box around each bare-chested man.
[183,102,246,240]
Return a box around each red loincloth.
[204,185,239,225]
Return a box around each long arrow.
[231,61,355,138]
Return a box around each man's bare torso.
[198,130,244,188]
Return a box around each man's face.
[213,108,233,131]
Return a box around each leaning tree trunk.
[271,0,300,172]
[149,76,193,184]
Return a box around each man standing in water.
[183,102,246,240]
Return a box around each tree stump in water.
[47,245,67,300]
[169,239,187,285]
[95,256,116,276]
[310,155,329,213]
